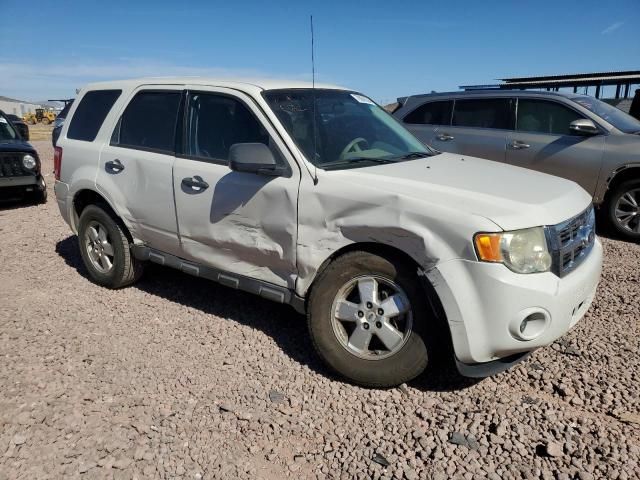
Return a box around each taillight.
[54,146,62,180]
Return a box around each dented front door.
[173,87,299,288]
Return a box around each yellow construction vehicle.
[22,111,37,125]
[37,108,57,124]
[22,108,57,125]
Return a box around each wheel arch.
[602,164,640,205]
[72,189,134,243]
[303,241,448,323]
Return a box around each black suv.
[0,110,47,203]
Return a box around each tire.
[78,204,144,288]
[607,179,640,241]
[307,251,438,387]
[41,117,50,125]
[30,187,47,204]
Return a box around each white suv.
[54,78,603,387]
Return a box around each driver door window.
[516,99,584,136]
[185,93,271,163]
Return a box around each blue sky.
[1,0,638,104]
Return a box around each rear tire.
[307,251,438,388]
[607,179,640,241]
[78,204,144,288]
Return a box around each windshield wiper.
[396,151,430,160]
[320,157,395,170]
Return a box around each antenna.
[310,15,319,185]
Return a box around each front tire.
[307,251,436,387]
[78,205,144,288]
[30,184,47,204]
[607,179,640,240]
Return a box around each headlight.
[22,154,37,170]
[474,227,552,274]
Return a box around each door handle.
[436,133,454,141]
[105,159,124,173]
[181,176,209,192]
[509,140,531,150]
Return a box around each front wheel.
[78,205,144,288]
[607,179,640,240]
[307,251,436,387]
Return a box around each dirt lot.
[1,140,639,479]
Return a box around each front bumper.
[0,174,44,188]
[428,238,603,370]
[0,174,45,197]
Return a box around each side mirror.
[229,143,285,176]
[16,123,29,141]
[569,119,599,136]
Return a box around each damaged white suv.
[54,78,602,387]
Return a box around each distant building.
[0,96,43,117]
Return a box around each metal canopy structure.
[460,70,640,99]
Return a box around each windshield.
[263,89,431,170]
[570,95,640,133]
[0,114,18,141]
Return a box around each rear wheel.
[78,204,144,288]
[607,179,640,240]
[307,251,437,387]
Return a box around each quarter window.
[113,91,181,153]
[452,98,513,130]
[185,93,270,162]
[516,99,584,136]
[67,90,121,142]
[403,100,453,125]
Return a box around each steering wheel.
[339,137,369,159]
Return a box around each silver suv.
[54,78,602,387]
[394,91,640,240]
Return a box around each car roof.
[81,77,349,96]
[399,89,580,103]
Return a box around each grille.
[547,206,596,277]
[0,153,30,178]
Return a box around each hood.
[328,153,592,231]
[0,139,36,154]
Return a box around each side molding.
[131,245,306,314]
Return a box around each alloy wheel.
[84,220,115,274]
[330,275,413,360]
[614,188,640,234]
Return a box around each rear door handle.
[436,133,454,141]
[509,140,531,150]
[105,159,124,173]
[182,176,209,192]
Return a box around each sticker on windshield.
[351,94,375,105]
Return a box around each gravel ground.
[1,140,639,479]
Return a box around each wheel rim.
[84,220,115,274]
[330,275,413,360]
[614,188,640,234]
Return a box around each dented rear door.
[173,87,299,288]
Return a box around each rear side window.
[113,91,181,153]
[67,90,121,141]
[403,100,453,125]
[452,98,513,130]
[517,99,584,136]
